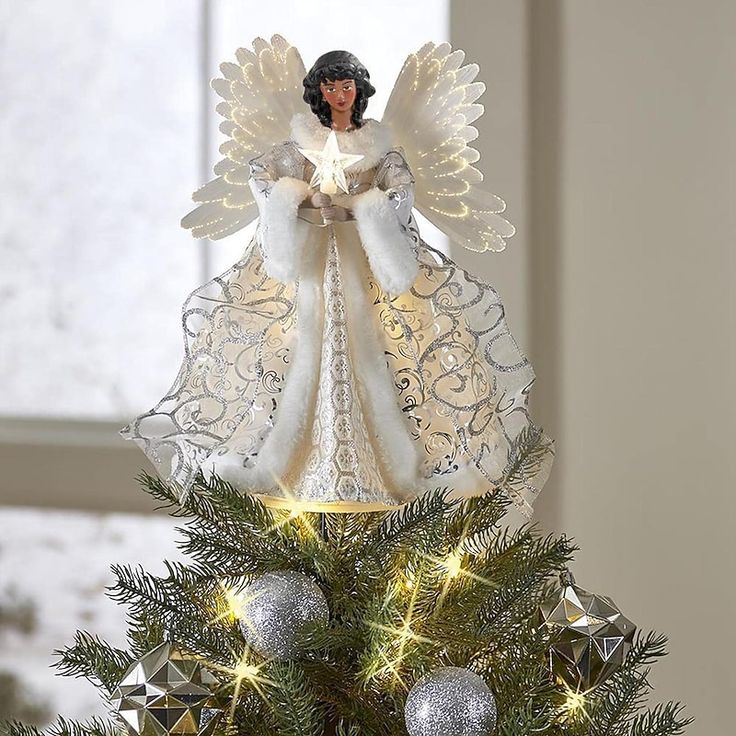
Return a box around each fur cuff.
[352,188,419,295]
[260,177,311,283]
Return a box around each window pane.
[0,1,201,419]
[208,0,450,273]
[0,507,179,719]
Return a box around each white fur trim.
[289,113,393,172]
[248,257,322,485]
[340,238,420,495]
[260,176,311,283]
[352,188,419,296]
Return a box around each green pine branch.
[152,473,318,580]
[107,562,242,666]
[359,489,452,566]
[629,702,692,736]
[135,471,185,512]
[476,529,575,638]
[123,614,169,659]
[178,523,285,577]
[4,469,686,736]
[139,472,298,573]
[108,564,201,621]
[496,697,557,736]
[0,718,119,736]
[264,661,324,736]
[589,632,686,736]
[53,632,133,692]
[443,426,552,557]
[335,721,360,736]
[500,424,554,501]
[445,491,511,555]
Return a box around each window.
[0,1,201,420]
[0,0,449,507]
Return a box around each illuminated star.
[366,578,433,688]
[205,648,277,724]
[298,130,364,194]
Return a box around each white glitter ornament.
[404,666,497,736]
[238,570,329,659]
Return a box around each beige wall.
[452,1,735,733]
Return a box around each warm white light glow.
[298,131,364,195]
[365,579,433,688]
[443,551,464,579]
[558,681,593,724]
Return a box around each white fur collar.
[289,112,394,171]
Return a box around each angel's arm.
[352,150,419,296]
[249,144,312,284]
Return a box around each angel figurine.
[122,36,552,516]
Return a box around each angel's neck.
[330,109,354,132]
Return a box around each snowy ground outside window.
[0,507,180,722]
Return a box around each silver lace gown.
[122,142,551,516]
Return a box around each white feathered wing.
[382,42,515,253]
[181,35,306,240]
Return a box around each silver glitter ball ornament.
[404,666,497,736]
[238,570,329,659]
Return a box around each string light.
[442,550,464,579]
[365,578,433,687]
[207,581,245,626]
[222,584,246,621]
[558,682,593,725]
[206,650,276,723]
[564,690,587,713]
[264,473,321,542]
[402,569,416,591]
[209,581,269,634]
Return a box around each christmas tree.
[2,36,691,736]
[2,464,689,736]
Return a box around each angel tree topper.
[122,37,551,516]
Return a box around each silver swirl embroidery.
[123,144,551,515]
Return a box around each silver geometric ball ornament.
[111,642,222,736]
[539,570,637,691]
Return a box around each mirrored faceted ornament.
[111,642,222,736]
[404,667,497,736]
[539,572,637,691]
[238,570,329,660]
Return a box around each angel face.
[320,78,357,115]
[303,51,375,129]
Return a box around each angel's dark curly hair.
[302,50,376,129]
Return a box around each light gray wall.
[451,1,735,733]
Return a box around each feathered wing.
[181,35,307,240]
[382,42,515,253]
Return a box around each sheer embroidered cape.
[122,115,551,516]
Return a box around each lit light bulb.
[226,589,242,619]
[558,682,592,724]
[443,551,464,579]
[564,690,586,713]
[233,661,261,681]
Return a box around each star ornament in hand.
[298,130,364,195]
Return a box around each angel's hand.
[320,205,352,224]
[309,192,332,208]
